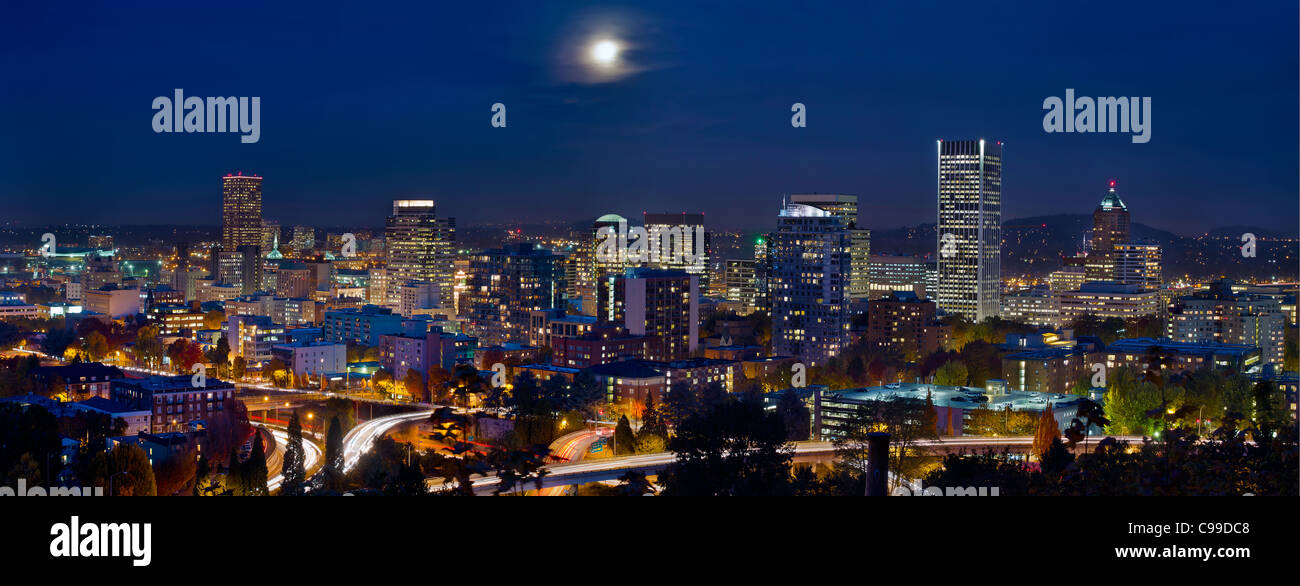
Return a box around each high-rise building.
[461,243,565,346]
[597,268,698,361]
[936,139,1002,321]
[221,173,263,252]
[769,202,851,366]
[643,212,711,288]
[1113,242,1161,289]
[723,259,759,315]
[291,226,315,253]
[789,194,871,300]
[1087,181,1131,281]
[218,245,262,296]
[383,200,456,308]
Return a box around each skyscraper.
[221,173,263,252]
[1087,181,1131,280]
[384,200,456,308]
[769,202,851,366]
[789,194,871,300]
[461,243,565,345]
[643,212,710,288]
[1113,242,1161,289]
[597,268,699,361]
[936,139,1002,321]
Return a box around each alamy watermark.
[152,89,260,143]
[892,481,1000,496]
[595,217,706,270]
[1043,89,1150,143]
[1,478,104,497]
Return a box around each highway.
[267,425,323,493]
[537,429,608,496]
[341,409,434,472]
[453,434,1150,495]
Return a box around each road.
[450,434,1150,495]
[266,425,323,493]
[537,429,608,496]
[341,410,434,472]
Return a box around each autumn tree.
[1032,403,1059,461]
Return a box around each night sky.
[1,0,1296,234]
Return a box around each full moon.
[590,39,620,66]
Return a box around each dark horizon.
[2,1,1297,235]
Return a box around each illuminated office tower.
[384,200,456,308]
[218,245,262,296]
[769,202,851,366]
[221,173,263,252]
[291,226,315,253]
[462,243,565,345]
[580,214,630,315]
[643,212,710,288]
[597,268,698,361]
[1113,242,1161,289]
[1087,181,1131,281]
[936,139,1002,321]
[789,194,870,300]
[724,259,758,315]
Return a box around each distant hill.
[869,214,1298,281]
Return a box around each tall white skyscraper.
[936,139,1002,321]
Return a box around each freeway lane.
[453,434,1151,495]
[341,410,434,472]
[538,429,608,496]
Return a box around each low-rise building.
[110,375,237,434]
[31,362,125,401]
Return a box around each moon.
[590,39,620,66]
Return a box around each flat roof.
[820,382,1088,412]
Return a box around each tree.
[132,324,164,369]
[231,356,247,380]
[613,415,635,456]
[206,336,230,376]
[426,365,452,402]
[934,360,968,386]
[1032,404,1059,461]
[777,389,810,441]
[153,445,198,496]
[324,415,345,489]
[281,412,307,495]
[1064,398,1110,451]
[403,368,425,402]
[91,443,157,496]
[203,309,226,330]
[83,330,109,362]
[243,430,270,496]
[833,397,937,490]
[659,394,794,496]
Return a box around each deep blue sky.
[1,0,1296,234]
